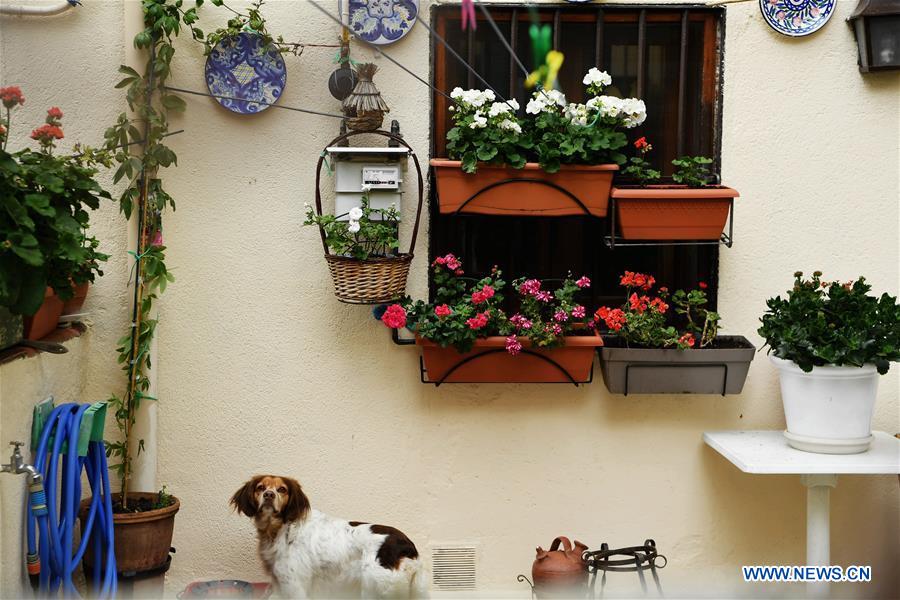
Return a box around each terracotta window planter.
[610,185,738,240]
[431,159,619,217]
[80,492,180,575]
[417,332,603,385]
[23,287,64,341]
[598,335,755,395]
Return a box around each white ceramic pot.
[770,355,879,454]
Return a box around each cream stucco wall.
[1,0,899,598]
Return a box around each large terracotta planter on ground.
[598,335,755,395]
[61,282,90,315]
[81,492,180,575]
[611,185,738,240]
[417,332,603,384]
[23,287,63,341]
[431,159,619,217]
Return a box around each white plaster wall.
[0,0,897,598]
[0,2,129,596]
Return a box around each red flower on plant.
[551,323,563,336]
[432,253,462,271]
[596,306,626,331]
[518,279,542,296]
[466,311,490,330]
[509,313,532,330]
[534,291,553,303]
[698,281,708,289]
[46,107,63,120]
[628,293,650,314]
[575,276,591,289]
[434,304,452,317]
[30,123,64,144]
[649,297,669,314]
[0,86,25,108]
[634,137,649,150]
[553,309,569,323]
[381,304,407,329]
[678,332,696,348]
[472,284,495,305]
[572,305,586,318]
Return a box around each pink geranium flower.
[505,335,522,356]
[381,304,407,329]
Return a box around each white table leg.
[801,474,838,598]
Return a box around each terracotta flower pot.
[22,287,64,341]
[611,185,738,240]
[431,159,619,217]
[417,332,603,384]
[61,282,90,316]
[80,492,180,575]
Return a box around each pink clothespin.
[461,0,477,31]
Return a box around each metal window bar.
[636,9,647,99]
[677,9,689,156]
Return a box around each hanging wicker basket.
[314,130,424,304]
[342,63,389,132]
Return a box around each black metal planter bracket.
[604,196,734,248]
[454,178,594,216]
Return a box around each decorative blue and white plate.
[348,0,419,46]
[759,0,835,37]
[205,32,287,114]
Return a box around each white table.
[703,430,900,597]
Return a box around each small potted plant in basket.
[610,138,739,240]
[759,271,900,454]
[305,187,405,304]
[380,254,602,384]
[431,68,646,217]
[597,271,755,395]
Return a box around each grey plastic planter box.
[599,335,756,395]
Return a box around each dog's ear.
[280,477,310,523]
[231,476,260,517]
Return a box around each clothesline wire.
[164,86,347,119]
[413,16,515,107]
[308,0,455,102]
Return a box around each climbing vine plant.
[103,0,286,509]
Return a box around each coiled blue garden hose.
[27,402,117,598]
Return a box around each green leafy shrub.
[671,156,714,187]
[0,94,109,315]
[758,271,900,374]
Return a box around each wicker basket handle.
[314,129,424,258]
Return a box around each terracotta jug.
[532,536,588,595]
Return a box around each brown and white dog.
[231,475,428,599]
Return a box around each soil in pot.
[80,492,180,574]
[23,287,63,341]
[611,185,738,240]
[431,159,618,217]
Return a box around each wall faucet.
[1,441,42,484]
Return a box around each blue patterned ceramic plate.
[205,32,287,114]
[759,0,835,37]
[349,0,419,46]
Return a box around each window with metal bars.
[429,4,725,310]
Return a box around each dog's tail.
[407,559,429,599]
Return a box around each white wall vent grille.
[431,545,477,591]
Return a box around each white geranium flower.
[450,87,464,100]
[508,98,520,111]
[564,103,589,126]
[526,96,545,115]
[469,112,488,129]
[360,183,372,193]
[588,95,624,119]
[544,89,567,108]
[620,98,647,128]
[488,102,512,118]
[347,220,361,233]
[348,206,363,221]
[484,89,496,102]
[499,118,522,134]
[583,67,612,88]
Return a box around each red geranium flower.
[634,137,648,150]
[434,304,452,317]
[698,281,708,289]
[381,304,407,329]
[0,86,25,109]
[46,107,63,120]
